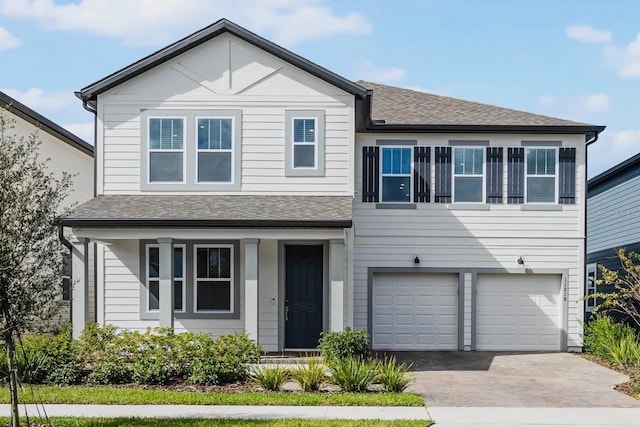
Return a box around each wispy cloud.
[583,93,611,112]
[0,87,76,111]
[604,33,640,78]
[537,95,556,107]
[566,24,612,44]
[0,0,371,47]
[0,26,19,51]
[589,129,640,177]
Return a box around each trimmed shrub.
[377,356,412,392]
[210,332,262,384]
[318,328,370,364]
[329,357,377,392]
[252,366,290,391]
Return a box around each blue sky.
[0,0,638,177]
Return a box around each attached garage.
[371,273,459,350]
[476,274,562,351]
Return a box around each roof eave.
[62,218,353,229]
[0,91,94,156]
[78,19,367,102]
[364,123,606,135]
[587,152,640,192]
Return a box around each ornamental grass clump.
[251,366,290,391]
[290,358,327,392]
[376,355,412,392]
[329,357,377,392]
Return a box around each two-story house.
[1,91,95,326]
[64,19,603,352]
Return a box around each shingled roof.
[64,195,353,228]
[358,81,599,129]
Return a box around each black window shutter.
[559,147,576,204]
[486,147,503,204]
[434,147,452,203]
[362,146,379,202]
[507,147,525,204]
[414,147,430,202]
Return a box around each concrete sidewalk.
[0,404,429,420]
[427,407,640,426]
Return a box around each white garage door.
[476,274,562,351]
[372,273,458,350]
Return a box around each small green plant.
[290,358,327,392]
[252,366,290,391]
[329,357,377,392]
[377,356,412,392]
[318,328,370,365]
[132,358,171,385]
[584,316,634,359]
[609,333,640,367]
[87,356,133,385]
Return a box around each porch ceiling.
[63,195,353,228]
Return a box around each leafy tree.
[590,249,640,329]
[0,109,73,426]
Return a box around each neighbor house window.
[61,250,71,302]
[586,263,597,312]
[453,147,484,202]
[381,147,412,202]
[146,244,185,312]
[526,148,556,203]
[195,245,233,312]
[148,118,184,183]
[197,118,233,183]
[284,110,325,177]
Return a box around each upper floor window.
[197,118,234,183]
[526,148,556,203]
[381,147,412,202]
[285,110,325,177]
[148,118,184,183]
[141,110,242,191]
[453,147,484,203]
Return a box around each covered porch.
[63,195,353,352]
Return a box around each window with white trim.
[526,148,557,203]
[148,118,184,183]
[586,263,597,312]
[195,245,233,312]
[381,147,412,202]
[292,118,317,169]
[197,118,233,183]
[453,147,484,202]
[146,244,185,313]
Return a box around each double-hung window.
[453,147,484,202]
[526,148,556,203]
[146,244,185,313]
[61,250,71,302]
[292,118,317,169]
[148,118,184,183]
[197,118,234,183]
[195,245,233,313]
[381,147,412,203]
[586,263,597,312]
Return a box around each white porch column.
[329,239,345,331]
[244,239,260,342]
[157,238,174,328]
[71,237,88,339]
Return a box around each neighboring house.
[64,19,604,352]
[586,153,640,321]
[0,91,95,326]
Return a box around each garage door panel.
[476,274,561,351]
[372,273,458,350]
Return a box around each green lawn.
[0,418,433,427]
[0,385,424,407]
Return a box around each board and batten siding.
[587,173,640,254]
[95,33,354,196]
[353,133,586,349]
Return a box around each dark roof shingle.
[64,195,353,228]
[357,81,593,127]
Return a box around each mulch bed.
[582,353,640,397]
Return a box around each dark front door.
[285,244,323,349]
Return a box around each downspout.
[583,131,599,329]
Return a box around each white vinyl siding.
[354,133,585,350]
[98,33,351,195]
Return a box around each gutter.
[58,225,73,250]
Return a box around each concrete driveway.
[384,351,640,407]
